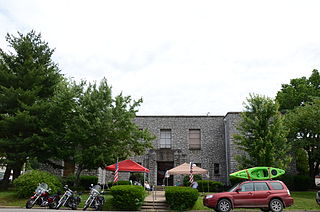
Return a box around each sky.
[1,0,320,116]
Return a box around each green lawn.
[0,190,114,210]
[0,190,319,210]
[192,191,320,211]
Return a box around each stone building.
[131,112,241,186]
[39,112,242,186]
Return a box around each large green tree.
[276,69,320,112]
[285,99,320,177]
[0,31,62,187]
[276,70,320,176]
[234,94,291,169]
[62,79,154,185]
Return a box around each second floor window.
[160,129,171,149]
[189,129,201,149]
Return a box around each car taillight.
[287,190,291,196]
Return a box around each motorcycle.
[56,185,81,210]
[83,184,104,211]
[26,183,59,209]
[315,175,320,205]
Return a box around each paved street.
[0,208,317,212]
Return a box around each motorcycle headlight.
[206,194,214,199]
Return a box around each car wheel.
[269,199,283,212]
[260,208,270,212]
[216,199,232,212]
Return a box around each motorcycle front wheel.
[49,199,58,209]
[83,197,91,211]
[26,199,36,209]
[56,197,66,210]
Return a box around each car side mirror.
[235,188,241,193]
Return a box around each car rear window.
[269,182,284,190]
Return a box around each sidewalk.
[144,190,165,202]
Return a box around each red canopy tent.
[105,159,150,173]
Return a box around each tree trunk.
[12,163,23,181]
[74,164,83,188]
[308,153,315,177]
[315,162,320,177]
[0,165,12,189]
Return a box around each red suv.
[203,180,293,212]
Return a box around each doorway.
[157,161,174,186]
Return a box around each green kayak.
[229,167,285,180]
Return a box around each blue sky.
[1,0,320,115]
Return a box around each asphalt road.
[0,209,317,212]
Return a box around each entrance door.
[157,162,174,186]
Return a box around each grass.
[0,190,319,210]
[192,191,320,211]
[0,190,114,210]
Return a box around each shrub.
[197,180,224,192]
[110,185,146,210]
[165,186,199,211]
[229,176,245,186]
[13,170,62,198]
[183,175,202,186]
[80,175,98,190]
[108,180,131,188]
[61,174,76,187]
[278,174,313,191]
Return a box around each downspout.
[224,118,230,186]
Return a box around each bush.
[229,176,245,186]
[197,180,224,192]
[165,186,199,211]
[110,185,146,210]
[61,174,76,187]
[108,180,131,188]
[278,174,313,191]
[13,170,62,198]
[80,175,98,190]
[183,175,202,186]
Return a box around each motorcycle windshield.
[92,185,101,193]
[35,183,48,193]
[36,183,48,190]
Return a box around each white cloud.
[1,0,320,115]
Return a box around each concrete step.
[154,186,166,191]
[143,202,168,205]
[141,205,169,209]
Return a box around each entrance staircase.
[141,188,169,212]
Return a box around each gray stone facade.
[40,112,242,186]
[131,113,241,186]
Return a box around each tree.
[276,70,320,177]
[63,79,154,185]
[0,31,62,187]
[285,99,320,177]
[276,69,320,112]
[234,94,291,169]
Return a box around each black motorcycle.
[83,184,104,211]
[56,185,81,210]
[26,183,59,209]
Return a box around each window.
[254,182,269,191]
[160,129,171,149]
[214,163,220,175]
[189,129,201,149]
[269,182,284,190]
[240,182,254,191]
